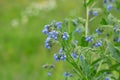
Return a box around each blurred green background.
[0,0,83,80]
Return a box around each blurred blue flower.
[117,37,120,42]
[60,54,66,61]
[55,22,62,29]
[94,40,102,47]
[45,37,51,49]
[64,72,68,77]
[42,25,50,34]
[105,77,111,80]
[86,36,94,42]
[114,26,119,32]
[63,32,69,40]
[96,28,102,34]
[110,0,114,2]
[48,72,52,76]
[68,73,72,77]
[107,4,113,11]
[49,30,58,40]
[93,11,98,16]
[104,0,108,4]
[74,40,78,45]
[80,55,84,60]
[59,48,63,54]
[76,28,81,33]
[54,54,60,62]
[71,52,78,59]
[64,72,72,77]
[45,42,51,49]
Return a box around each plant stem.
[85,0,89,37]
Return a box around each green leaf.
[87,0,95,6]
[80,36,88,47]
[107,41,120,63]
[110,63,120,70]
[91,58,102,66]
[100,18,108,25]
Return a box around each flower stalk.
[84,0,89,37]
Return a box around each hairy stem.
[84,0,89,37]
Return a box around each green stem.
[85,1,89,37]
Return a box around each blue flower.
[74,40,78,45]
[104,0,108,4]
[96,28,102,34]
[110,0,114,2]
[116,37,120,42]
[80,55,84,60]
[107,4,113,11]
[63,32,69,40]
[114,26,119,32]
[59,48,63,54]
[76,28,81,33]
[55,22,62,29]
[94,40,102,47]
[68,73,72,77]
[48,72,52,76]
[60,54,66,61]
[64,72,72,77]
[45,37,51,49]
[93,11,98,16]
[49,30,58,40]
[64,72,68,77]
[54,54,60,62]
[45,37,51,43]
[86,36,94,42]
[71,52,78,59]
[42,25,50,34]
[105,77,111,80]
[45,42,51,49]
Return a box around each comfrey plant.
[43,0,120,80]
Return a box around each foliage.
[43,0,120,80]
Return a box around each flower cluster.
[54,53,67,62]
[86,36,94,42]
[43,21,70,49]
[64,72,72,77]
[42,0,120,79]
[104,0,115,11]
[94,40,103,47]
